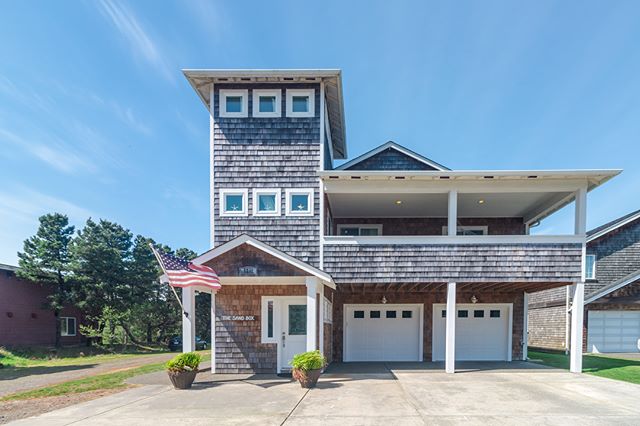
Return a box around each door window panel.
[288,305,307,335]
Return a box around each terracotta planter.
[167,369,198,389]
[292,367,322,388]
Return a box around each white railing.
[322,235,585,245]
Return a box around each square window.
[386,310,397,318]
[253,189,281,216]
[220,90,248,118]
[252,89,281,117]
[490,310,501,318]
[340,227,359,236]
[354,310,364,319]
[220,189,248,216]
[458,310,468,318]
[286,89,315,117]
[60,317,76,336]
[474,310,484,318]
[285,189,314,216]
[403,310,413,318]
[370,310,381,318]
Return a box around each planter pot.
[292,368,322,388]
[167,369,198,389]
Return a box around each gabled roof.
[192,234,335,287]
[0,263,17,272]
[335,141,450,171]
[587,209,640,243]
[183,69,347,159]
[585,268,640,304]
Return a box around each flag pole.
[149,243,188,317]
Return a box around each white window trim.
[323,297,333,324]
[337,224,383,236]
[219,89,248,118]
[285,188,314,216]
[252,89,281,118]
[253,188,281,216]
[585,254,597,280]
[220,188,248,217]
[60,317,76,336]
[441,225,488,236]
[286,89,315,118]
[261,297,277,343]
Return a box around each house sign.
[221,315,256,321]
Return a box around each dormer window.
[220,90,248,118]
[220,189,248,216]
[285,188,314,216]
[286,89,315,117]
[252,90,281,118]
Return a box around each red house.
[0,264,85,346]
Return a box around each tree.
[17,213,75,347]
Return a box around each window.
[585,254,596,280]
[337,224,382,236]
[253,189,281,216]
[474,310,485,318]
[323,298,333,324]
[442,226,488,236]
[458,310,469,318]
[60,317,76,337]
[286,89,315,117]
[386,310,397,318]
[261,297,276,343]
[285,188,314,216]
[288,305,306,335]
[441,310,446,318]
[219,90,248,118]
[252,89,281,118]
[354,310,365,318]
[490,310,501,318]
[220,189,248,216]
[402,310,413,319]
[370,310,381,318]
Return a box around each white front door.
[587,310,640,353]
[280,298,307,370]
[433,303,511,361]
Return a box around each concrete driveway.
[10,362,640,425]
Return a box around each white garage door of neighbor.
[344,304,422,362]
[432,304,511,361]
[587,311,640,353]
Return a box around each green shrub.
[166,352,201,372]
[290,350,326,371]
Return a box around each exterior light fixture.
[471,295,478,304]
[381,296,387,304]
[395,200,402,205]
[478,199,485,204]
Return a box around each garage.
[432,303,512,361]
[587,310,640,353]
[343,304,423,362]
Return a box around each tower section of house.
[529,210,640,353]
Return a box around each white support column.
[574,186,587,235]
[306,277,318,352]
[445,282,456,373]
[211,290,216,374]
[448,190,458,236]
[570,282,585,373]
[523,292,529,360]
[182,287,196,353]
[318,283,325,356]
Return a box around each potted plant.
[290,350,326,388]
[165,352,202,389]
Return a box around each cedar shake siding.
[323,243,582,284]
[344,147,438,171]
[332,217,525,236]
[213,83,321,267]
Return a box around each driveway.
[9,362,640,425]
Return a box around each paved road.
[10,361,640,425]
[0,353,176,398]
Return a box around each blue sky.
[1,1,639,264]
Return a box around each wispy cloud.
[162,184,207,212]
[184,0,227,42]
[98,0,174,82]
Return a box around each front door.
[281,299,307,370]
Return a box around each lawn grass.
[1,351,210,401]
[529,350,640,385]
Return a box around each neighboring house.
[181,69,619,374]
[0,264,84,346]
[529,210,640,353]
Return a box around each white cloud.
[184,0,227,42]
[98,0,174,82]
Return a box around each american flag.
[151,246,221,290]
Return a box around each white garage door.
[587,311,640,353]
[344,304,422,362]
[433,304,511,361]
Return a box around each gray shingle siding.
[323,243,582,283]
[345,147,438,171]
[213,83,321,267]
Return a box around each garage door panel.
[587,310,640,353]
